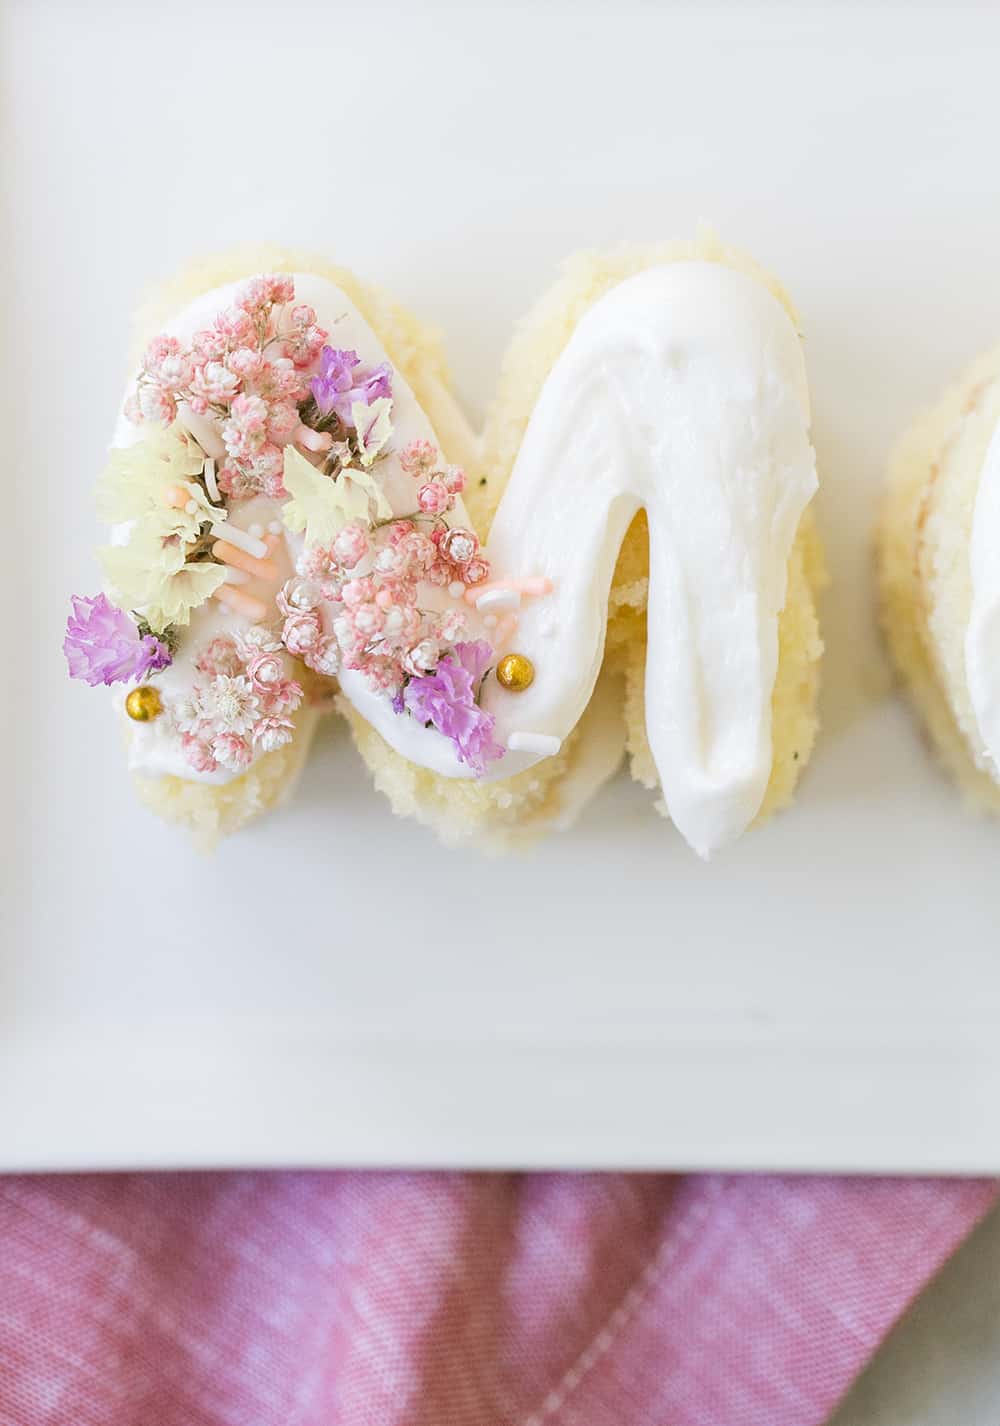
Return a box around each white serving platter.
[6,0,1000,1171]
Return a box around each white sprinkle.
[448,580,466,599]
[483,614,498,628]
[185,499,199,515]
[203,458,219,502]
[508,732,562,757]
[267,520,282,535]
[248,523,264,538]
[223,567,250,585]
[476,588,520,613]
[210,522,268,558]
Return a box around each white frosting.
[113,264,817,854]
[481,262,817,855]
[965,416,1000,774]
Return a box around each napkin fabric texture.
[0,1171,995,1426]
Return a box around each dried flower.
[399,439,437,477]
[198,674,261,736]
[64,594,171,687]
[253,715,295,753]
[282,609,323,657]
[196,637,244,677]
[246,650,284,690]
[416,480,451,515]
[352,397,393,465]
[402,640,503,775]
[181,733,218,773]
[439,527,479,566]
[211,731,253,771]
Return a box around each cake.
[65,236,824,855]
[879,344,1000,808]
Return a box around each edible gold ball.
[496,653,535,692]
[125,685,163,722]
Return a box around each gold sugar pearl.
[496,653,535,692]
[125,685,163,722]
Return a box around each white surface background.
[7,3,1000,1420]
[6,1,1000,1185]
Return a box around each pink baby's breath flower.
[247,650,284,689]
[291,303,316,328]
[159,352,196,390]
[192,326,228,361]
[304,640,340,677]
[341,577,376,609]
[227,346,265,381]
[282,610,323,656]
[438,608,466,642]
[403,638,440,676]
[196,637,243,677]
[138,385,177,425]
[217,464,259,499]
[397,530,437,571]
[417,480,451,515]
[253,714,295,752]
[269,274,295,304]
[212,731,253,771]
[261,677,303,712]
[215,305,255,344]
[373,546,407,580]
[287,324,328,369]
[192,360,240,405]
[187,395,210,416]
[222,393,268,459]
[439,527,479,566]
[266,400,300,444]
[333,613,363,654]
[249,439,286,483]
[443,465,467,495]
[181,733,219,774]
[352,604,385,638]
[235,276,272,313]
[332,522,370,569]
[277,577,320,616]
[234,625,281,660]
[142,336,193,388]
[252,356,305,402]
[463,558,490,586]
[399,439,438,477]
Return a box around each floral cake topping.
[65,272,511,778]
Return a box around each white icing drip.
[480,262,817,855]
[965,417,1000,775]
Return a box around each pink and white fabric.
[0,1171,995,1426]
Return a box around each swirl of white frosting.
[480,262,817,855]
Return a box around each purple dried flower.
[64,593,171,687]
[310,346,393,427]
[402,639,504,776]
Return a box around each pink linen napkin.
[0,1172,995,1426]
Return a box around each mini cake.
[879,345,1000,808]
[347,236,825,855]
[65,236,824,856]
